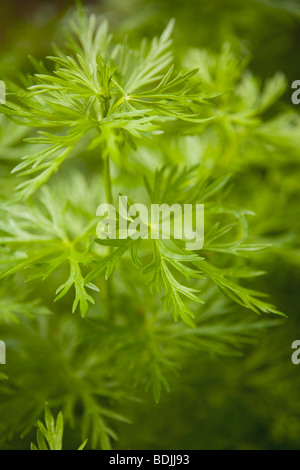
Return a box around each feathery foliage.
[0,0,299,451]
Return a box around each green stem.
[103,154,113,206]
[102,148,114,320]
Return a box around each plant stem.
[102,149,114,320]
[103,154,113,206]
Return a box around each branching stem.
[103,154,113,206]
[102,146,114,320]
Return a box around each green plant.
[31,405,87,450]
[0,1,299,451]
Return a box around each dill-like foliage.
[0,2,299,451]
